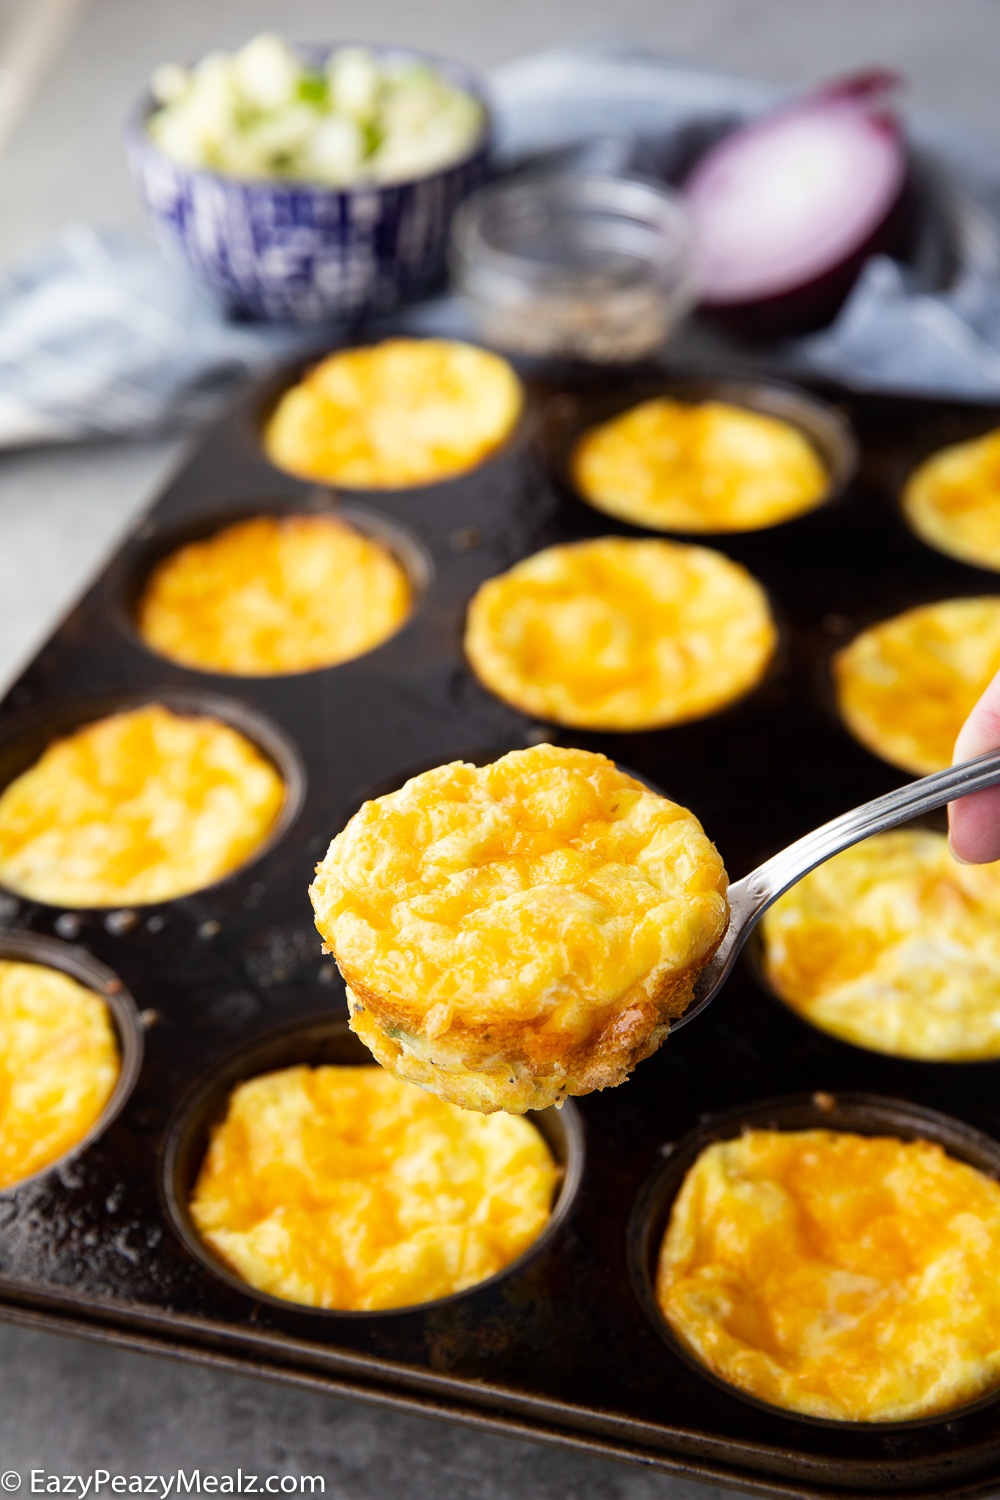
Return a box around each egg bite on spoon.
[310,745,729,1113]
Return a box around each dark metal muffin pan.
[3,361,1000,1497]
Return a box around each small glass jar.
[451,173,696,364]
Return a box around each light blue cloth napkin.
[0,224,318,446]
[4,48,1000,449]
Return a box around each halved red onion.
[683,71,912,337]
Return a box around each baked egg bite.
[762,829,1000,1060]
[657,1128,1000,1422]
[833,597,1000,774]
[903,427,1000,570]
[0,959,119,1189]
[189,1063,558,1311]
[464,537,777,731]
[0,704,285,907]
[262,338,522,489]
[310,744,729,1114]
[136,513,411,676]
[571,397,829,533]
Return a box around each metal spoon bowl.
[676,747,1000,1030]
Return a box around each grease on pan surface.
[464,537,777,731]
[263,339,522,488]
[310,745,729,1114]
[0,960,119,1189]
[762,830,1000,1060]
[903,428,1000,571]
[136,514,411,675]
[0,705,285,907]
[657,1129,1000,1422]
[189,1064,558,1310]
[572,398,828,533]
[833,597,1000,774]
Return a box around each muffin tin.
[3,359,1000,1498]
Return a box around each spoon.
[675,747,1000,1030]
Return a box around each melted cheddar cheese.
[311,745,729,1113]
[762,830,1000,1059]
[263,339,522,488]
[464,537,776,731]
[903,428,1000,571]
[0,704,285,907]
[0,959,119,1189]
[833,597,1000,774]
[136,514,411,675]
[657,1129,1000,1422]
[572,398,828,533]
[189,1064,558,1310]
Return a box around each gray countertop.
[3,1,1000,1493]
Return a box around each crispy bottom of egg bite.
[657,1129,1000,1422]
[0,959,119,1189]
[464,537,777,731]
[572,397,829,533]
[903,428,1000,570]
[262,338,522,489]
[189,1064,558,1310]
[0,704,285,907]
[833,597,1000,775]
[310,745,729,1114]
[762,829,1000,1060]
[136,513,411,675]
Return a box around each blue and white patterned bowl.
[126,48,490,325]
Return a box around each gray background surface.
[1,2,999,1494]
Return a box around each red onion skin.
[687,71,915,340]
[703,174,916,340]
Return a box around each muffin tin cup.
[744,813,1000,1067]
[0,686,306,910]
[889,407,1000,574]
[542,376,859,540]
[117,495,434,676]
[161,1013,585,1318]
[814,592,1000,785]
[628,1091,1000,1432]
[462,570,792,740]
[255,346,536,496]
[0,930,144,1193]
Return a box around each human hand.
[949,667,1000,863]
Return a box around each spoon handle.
[742,746,1000,918]
[675,747,1000,1030]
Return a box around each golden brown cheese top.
[572,398,828,533]
[903,428,1000,571]
[0,704,285,907]
[657,1129,1000,1422]
[464,537,777,731]
[310,745,728,1039]
[136,514,411,675]
[762,830,1000,1059]
[833,597,1000,774]
[262,338,522,488]
[0,959,119,1189]
[189,1064,558,1311]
